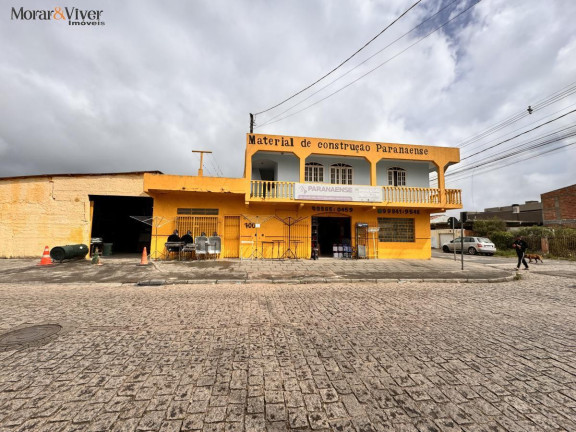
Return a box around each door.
[223,216,240,258]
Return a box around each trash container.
[102,243,113,256]
[50,244,89,262]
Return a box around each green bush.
[472,218,507,237]
[489,231,515,250]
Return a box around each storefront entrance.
[90,195,153,254]
[313,216,351,257]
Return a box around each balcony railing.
[445,189,462,205]
[382,186,439,204]
[249,180,461,206]
[250,180,294,199]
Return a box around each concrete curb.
[136,275,516,286]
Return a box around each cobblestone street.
[0,273,575,431]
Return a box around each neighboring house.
[464,201,543,226]
[541,184,576,227]
[1,133,463,259]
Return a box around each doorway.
[315,216,351,257]
[90,195,153,254]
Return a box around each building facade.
[145,134,462,260]
[0,172,155,258]
[0,134,462,259]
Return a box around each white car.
[442,236,496,255]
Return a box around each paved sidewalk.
[0,257,513,285]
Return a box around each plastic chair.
[194,236,208,259]
[207,236,222,259]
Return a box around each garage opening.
[314,216,351,257]
[90,195,153,254]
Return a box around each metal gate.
[223,216,240,258]
[175,216,218,238]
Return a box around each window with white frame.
[330,163,353,185]
[388,167,406,186]
[305,162,324,182]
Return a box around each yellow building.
[0,134,461,259]
[145,133,462,260]
[0,172,156,258]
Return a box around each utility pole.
[250,113,255,133]
[192,150,212,177]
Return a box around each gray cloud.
[1,0,575,211]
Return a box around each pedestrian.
[512,235,529,270]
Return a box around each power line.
[256,0,483,128]
[253,0,425,116]
[460,109,576,161]
[457,80,576,149]
[445,142,575,183]
[256,0,460,128]
[448,126,576,176]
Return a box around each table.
[261,241,274,259]
[271,239,285,259]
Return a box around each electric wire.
[256,0,483,128]
[253,0,425,116]
[430,103,576,182]
[429,124,576,186]
[460,109,576,161]
[256,0,460,128]
[457,80,576,149]
[448,126,576,175]
[445,142,575,183]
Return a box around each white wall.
[251,152,300,182]
[305,155,370,185]
[377,160,430,187]
[252,152,300,182]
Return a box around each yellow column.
[299,156,306,183]
[370,159,377,186]
[437,163,446,206]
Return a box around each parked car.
[442,237,496,255]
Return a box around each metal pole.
[452,222,456,261]
[460,220,464,270]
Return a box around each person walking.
[512,235,529,270]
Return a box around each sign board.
[367,227,380,232]
[294,183,382,202]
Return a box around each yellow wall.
[0,174,148,258]
[148,190,433,260]
[245,133,460,194]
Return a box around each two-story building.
[0,133,462,259]
[144,133,462,259]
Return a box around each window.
[388,167,406,186]
[378,218,415,242]
[330,163,353,185]
[177,208,219,215]
[305,162,324,182]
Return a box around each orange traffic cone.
[37,246,53,266]
[138,247,149,266]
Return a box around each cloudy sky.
[2,0,575,212]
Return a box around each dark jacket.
[512,239,528,254]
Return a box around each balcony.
[249,180,461,208]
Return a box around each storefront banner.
[294,183,382,202]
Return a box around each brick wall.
[541,184,576,227]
